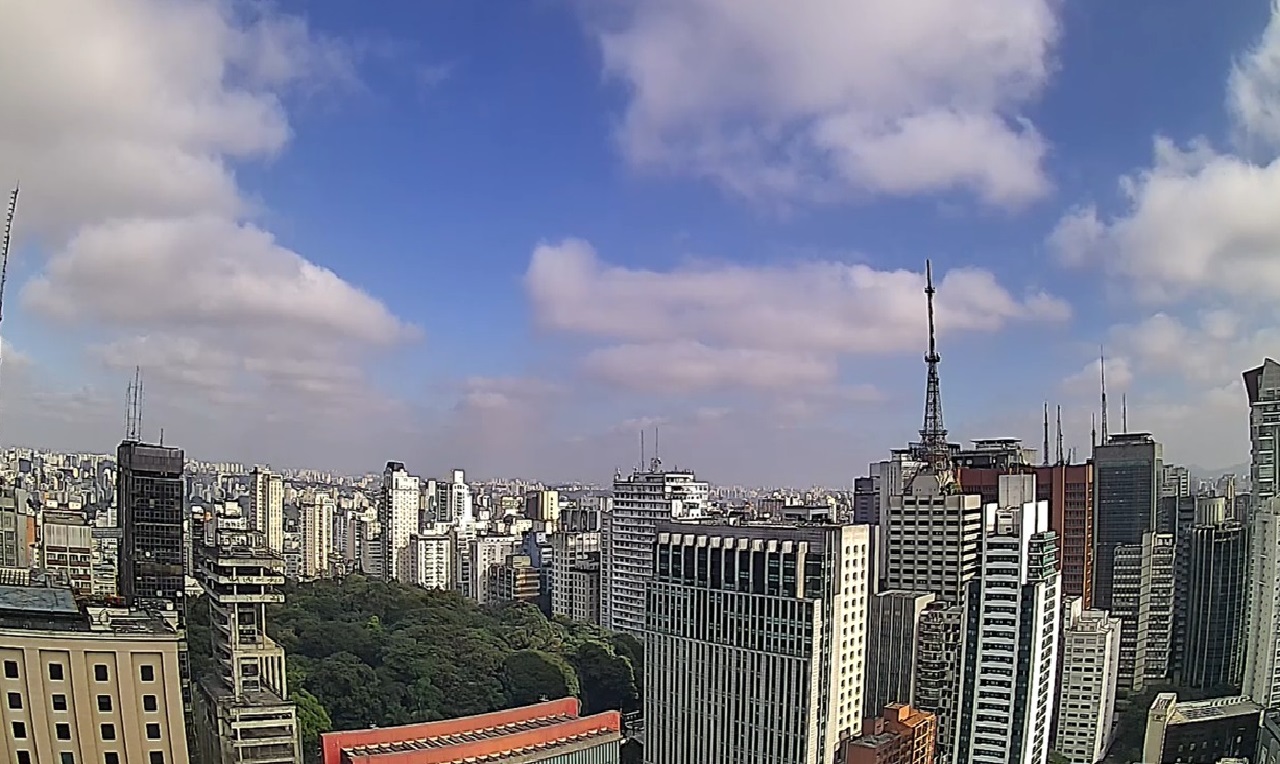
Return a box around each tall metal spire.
[918,260,951,477]
[1099,346,1109,443]
[1056,404,1064,465]
[1042,402,1050,467]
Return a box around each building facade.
[645,522,870,764]
[403,534,453,591]
[378,462,420,584]
[953,476,1060,764]
[842,704,936,764]
[1245,359,1280,509]
[248,468,284,556]
[1245,498,1280,707]
[1178,522,1247,690]
[1142,694,1262,764]
[883,471,982,604]
[298,492,335,581]
[1054,598,1121,764]
[1092,433,1162,611]
[1113,532,1176,692]
[914,601,964,764]
[864,590,936,719]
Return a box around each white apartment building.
[299,492,335,580]
[248,468,284,555]
[551,511,601,623]
[1246,498,1280,707]
[602,466,708,636]
[379,461,421,583]
[884,469,983,603]
[645,522,870,764]
[404,534,453,590]
[435,469,475,526]
[954,475,1060,764]
[1055,598,1122,764]
[467,536,521,604]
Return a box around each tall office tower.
[550,509,602,623]
[298,491,335,580]
[953,475,1060,764]
[1175,522,1247,690]
[601,461,708,637]
[1092,433,1162,610]
[1054,598,1121,764]
[864,590,936,718]
[1244,498,1280,707]
[914,601,964,764]
[884,473,982,604]
[645,522,871,764]
[248,468,284,555]
[1245,359,1280,510]
[1112,532,1176,692]
[854,473,881,525]
[378,461,420,583]
[959,460,1095,606]
[195,527,301,764]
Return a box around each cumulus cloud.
[527,239,1068,394]
[589,0,1060,206]
[1228,0,1280,156]
[0,0,419,458]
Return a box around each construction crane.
[0,185,17,388]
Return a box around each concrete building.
[914,601,963,764]
[1258,709,1280,764]
[403,534,453,591]
[1245,497,1280,707]
[195,529,300,764]
[39,514,93,596]
[319,698,621,764]
[524,489,561,526]
[0,583,189,764]
[0,487,32,569]
[1054,599,1121,764]
[466,535,521,604]
[551,513,601,624]
[602,464,708,637]
[883,470,982,604]
[842,704,936,764]
[1178,522,1247,690]
[435,469,474,526]
[488,554,541,604]
[378,462,420,584]
[1141,694,1262,764]
[1093,433,1162,611]
[645,522,871,764]
[864,591,936,719]
[854,474,880,525]
[953,476,1060,764]
[298,492,334,580]
[248,468,284,556]
[1112,532,1175,692]
[1245,359,1280,509]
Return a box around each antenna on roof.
[1042,402,1050,467]
[639,430,645,472]
[1091,412,1097,449]
[1122,393,1128,433]
[1100,346,1109,443]
[1056,405,1064,465]
[125,366,144,442]
[651,426,662,472]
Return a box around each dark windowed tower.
[1091,433,1162,610]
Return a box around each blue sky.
[1,0,1278,485]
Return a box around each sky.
[0,0,1277,487]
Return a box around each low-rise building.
[842,704,936,764]
[1142,694,1263,764]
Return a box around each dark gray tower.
[1091,433,1162,610]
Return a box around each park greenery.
[188,575,643,763]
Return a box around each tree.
[292,689,332,764]
[303,652,386,729]
[571,641,640,715]
[502,650,579,707]
[610,633,644,698]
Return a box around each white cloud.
[590,0,1060,206]
[1228,0,1280,155]
[0,0,419,456]
[1061,355,1134,398]
[528,238,1068,394]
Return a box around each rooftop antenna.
[914,259,953,490]
[1090,412,1097,449]
[1042,403,1050,467]
[639,430,646,472]
[1099,346,1109,444]
[1122,393,1128,433]
[651,426,662,472]
[0,185,18,408]
[125,366,144,442]
[1056,405,1064,465]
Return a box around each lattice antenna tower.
[917,260,951,479]
[1042,403,1050,467]
[1056,405,1065,465]
[0,186,18,398]
[125,366,144,442]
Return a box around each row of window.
[7,691,160,712]
[4,660,156,683]
[15,751,167,764]
[12,719,162,740]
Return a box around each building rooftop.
[1169,696,1262,725]
[0,584,78,616]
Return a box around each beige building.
[0,584,189,764]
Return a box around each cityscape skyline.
[0,0,1278,486]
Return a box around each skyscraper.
[953,475,1060,764]
[1112,532,1176,692]
[645,522,870,764]
[1244,498,1280,707]
[378,461,420,583]
[248,467,284,556]
[864,590,936,719]
[601,461,708,637]
[299,491,335,580]
[915,601,964,764]
[1054,598,1121,764]
[1245,359,1280,510]
[1177,522,1247,691]
[1092,433,1162,610]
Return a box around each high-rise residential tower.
[953,475,1061,764]
[378,461,420,583]
[1245,359,1280,510]
[1245,498,1280,707]
[1092,433,1162,610]
[298,491,335,580]
[645,522,870,764]
[248,468,284,556]
[914,601,964,764]
[1112,532,1176,692]
[601,461,707,637]
[1054,598,1121,764]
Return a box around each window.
[101,723,116,741]
[56,722,71,740]
[140,664,155,682]
[49,663,64,681]
[105,754,120,764]
[94,664,108,682]
[7,691,21,709]
[149,753,165,764]
[146,722,161,740]
[17,752,31,764]
[61,754,75,764]
[53,694,68,711]
[143,695,158,712]
[97,695,113,712]
[3,660,17,678]
[12,721,26,738]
